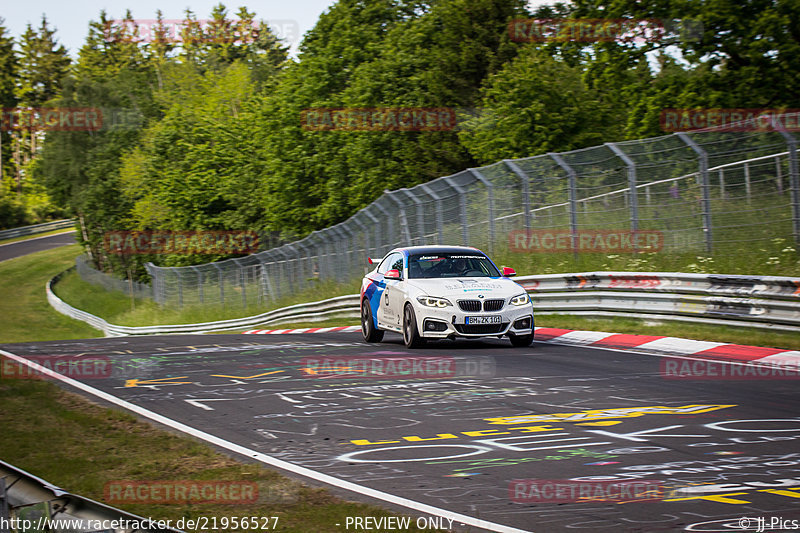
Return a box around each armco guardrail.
[48,269,800,336]
[0,459,178,532]
[47,268,359,337]
[0,219,75,241]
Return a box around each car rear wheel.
[403,304,425,348]
[361,300,384,343]
[509,333,534,347]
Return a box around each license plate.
[466,316,501,325]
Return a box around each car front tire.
[403,304,425,349]
[361,300,384,343]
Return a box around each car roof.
[390,245,486,256]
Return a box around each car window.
[408,253,500,278]
[390,255,404,273]
[377,252,402,275]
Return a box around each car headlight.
[417,296,452,308]
[510,293,530,306]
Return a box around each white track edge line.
[0,348,531,533]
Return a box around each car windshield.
[408,253,500,279]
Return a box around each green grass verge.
[53,271,358,327]
[0,245,100,344]
[0,379,430,532]
[0,228,76,246]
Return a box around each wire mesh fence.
[76,255,153,300]
[78,127,800,310]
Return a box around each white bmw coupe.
[360,246,534,348]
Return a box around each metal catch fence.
[99,127,800,309]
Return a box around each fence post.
[503,159,532,233]
[778,130,800,249]
[372,201,393,248]
[385,190,413,245]
[145,262,160,304]
[283,243,300,293]
[468,168,495,255]
[548,152,579,258]
[296,241,310,289]
[233,258,247,308]
[606,142,640,244]
[307,232,324,281]
[352,216,370,266]
[744,162,751,204]
[212,263,224,305]
[419,184,444,244]
[399,188,425,245]
[337,224,355,279]
[442,175,469,246]
[191,265,203,304]
[174,269,183,308]
[362,209,381,257]
[676,132,713,254]
[328,226,347,282]
[262,253,278,303]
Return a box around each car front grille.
[457,300,482,312]
[457,299,505,312]
[483,299,505,312]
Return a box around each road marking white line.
[0,348,532,533]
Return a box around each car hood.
[406,277,525,300]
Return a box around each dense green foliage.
[1,0,797,275]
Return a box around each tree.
[13,16,71,194]
[0,18,17,192]
[15,16,71,108]
[458,46,608,163]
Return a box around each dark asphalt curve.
[2,332,800,533]
[0,230,77,262]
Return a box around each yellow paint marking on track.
[124,377,192,387]
[210,370,285,379]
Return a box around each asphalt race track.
[3,332,800,532]
[0,231,77,262]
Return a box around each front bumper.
[414,303,534,339]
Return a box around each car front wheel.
[403,304,425,348]
[362,300,384,343]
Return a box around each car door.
[385,253,406,329]
[376,252,403,329]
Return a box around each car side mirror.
[385,269,402,280]
[502,267,516,277]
